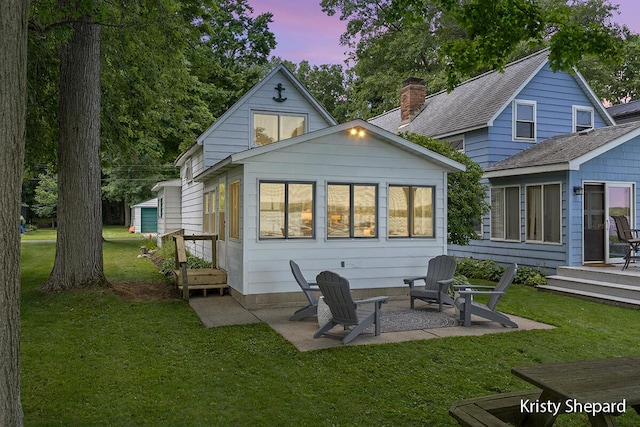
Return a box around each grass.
[21,224,146,241]
[19,240,640,426]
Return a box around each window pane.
[260,183,285,238]
[254,113,278,146]
[516,122,534,139]
[353,185,376,237]
[505,187,520,240]
[388,186,409,237]
[229,181,240,239]
[526,186,542,240]
[203,194,210,233]
[327,185,350,237]
[288,184,313,238]
[517,103,534,121]
[491,188,505,239]
[412,187,433,237]
[544,184,561,243]
[281,116,305,140]
[577,110,592,127]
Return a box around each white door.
[217,178,227,271]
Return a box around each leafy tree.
[33,172,57,225]
[402,133,489,245]
[0,0,29,423]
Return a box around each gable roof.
[369,49,613,138]
[196,63,337,145]
[195,119,465,182]
[175,63,337,166]
[484,121,640,178]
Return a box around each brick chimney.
[400,77,426,125]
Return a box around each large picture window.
[254,113,306,146]
[491,186,520,241]
[259,182,314,239]
[388,185,434,237]
[327,184,377,238]
[526,183,561,243]
[513,100,536,140]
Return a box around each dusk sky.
[248,0,640,66]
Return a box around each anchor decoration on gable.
[273,83,287,102]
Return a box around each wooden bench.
[449,389,542,427]
[173,235,228,301]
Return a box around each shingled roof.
[484,122,640,177]
[369,49,611,138]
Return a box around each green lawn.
[20,241,640,426]
[21,224,146,241]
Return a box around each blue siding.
[450,172,568,273]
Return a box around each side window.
[253,112,306,146]
[573,106,594,132]
[228,181,240,240]
[513,100,536,141]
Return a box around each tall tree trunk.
[0,0,29,424]
[42,5,108,291]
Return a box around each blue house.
[371,49,640,273]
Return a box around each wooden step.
[174,268,227,285]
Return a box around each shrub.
[515,265,547,286]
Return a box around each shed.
[131,198,158,233]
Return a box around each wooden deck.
[540,263,640,307]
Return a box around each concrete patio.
[189,296,554,352]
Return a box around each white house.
[159,64,465,309]
[151,179,182,246]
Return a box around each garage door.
[140,207,158,233]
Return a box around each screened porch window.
[259,182,314,239]
[526,183,561,243]
[491,186,520,241]
[327,184,377,238]
[253,113,306,146]
[513,100,536,140]
[388,185,434,237]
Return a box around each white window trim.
[490,185,521,242]
[524,182,563,245]
[444,135,465,152]
[251,110,308,147]
[572,105,594,133]
[183,158,193,183]
[512,100,537,141]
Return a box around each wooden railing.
[173,234,223,300]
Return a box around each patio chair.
[404,254,457,311]
[289,260,320,321]
[314,271,388,345]
[612,215,640,270]
[453,263,518,328]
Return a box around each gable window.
[573,106,594,132]
[446,136,464,152]
[513,100,536,141]
[327,183,377,238]
[388,185,434,238]
[203,191,216,234]
[253,112,306,146]
[490,186,520,241]
[229,181,240,240]
[526,183,561,244]
[259,181,314,239]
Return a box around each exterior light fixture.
[573,186,584,195]
[349,127,366,137]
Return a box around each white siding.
[237,132,450,295]
[202,70,333,167]
[181,149,207,258]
